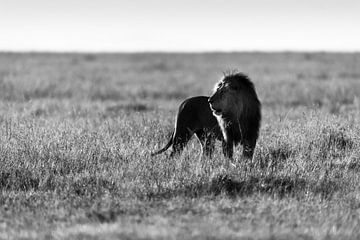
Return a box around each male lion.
[151,96,223,157]
[208,72,261,160]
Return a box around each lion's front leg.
[242,146,254,160]
[222,140,233,159]
[221,141,237,170]
[242,139,256,160]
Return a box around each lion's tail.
[151,131,174,156]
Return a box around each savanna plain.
[0,52,359,239]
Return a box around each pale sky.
[0,0,359,52]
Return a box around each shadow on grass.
[0,169,341,201]
[0,169,39,191]
[146,174,340,200]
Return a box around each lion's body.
[209,72,261,160]
[151,96,223,157]
[152,72,261,161]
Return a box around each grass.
[0,52,359,239]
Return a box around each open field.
[0,52,359,239]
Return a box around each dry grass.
[0,52,359,239]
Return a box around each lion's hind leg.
[196,130,215,158]
[169,128,193,158]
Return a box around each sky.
[0,0,359,52]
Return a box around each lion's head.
[208,72,258,118]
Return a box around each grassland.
[0,52,359,239]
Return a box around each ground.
[0,52,359,239]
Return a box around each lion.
[151,96,223,158]
[208,72,261,160]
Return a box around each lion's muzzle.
[208,97,222,116]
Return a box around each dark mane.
[208,71,262,160]
[222,71,256,92]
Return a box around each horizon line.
[1,49,360,54]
